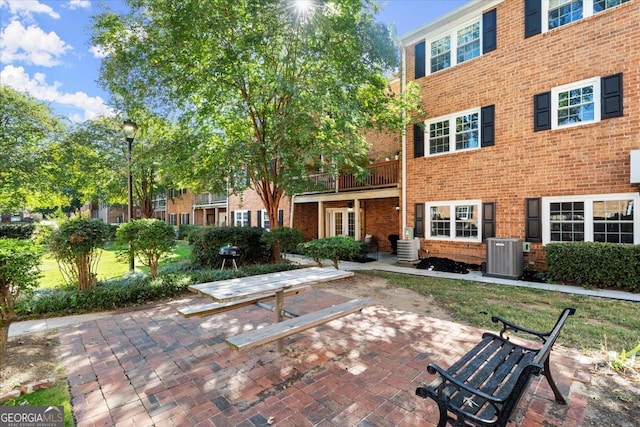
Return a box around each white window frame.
[551,77,600,130]
[261,209,271,231]
[180,212,189,225]
[542,193,640,245]
[235,210,249,227]
[542,0,629,33]
[424,107,481,156]
[425,200,482,243]
[426,17,482,75]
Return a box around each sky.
[0,0,471,124]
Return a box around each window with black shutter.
[482,202,495,241]
[524,0,542,38]
[415,41,426,79]
[525,198,542,242]
[480,105,495,147]
[257,210,262,228]
[601,73,623,119]
[413,124,424,157]
[414,203,425,238]
[278,210,284,227]
[482,9,497,53]
[534,92,551,131]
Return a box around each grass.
[38,241,191,288]
[1,382,74,426]
[360,270,640,353]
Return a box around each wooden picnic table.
[185,267,358,352]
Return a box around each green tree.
[92,0,417,261]
[0,239,42,366]
[46,217,111,290]
[0,86,63,212]
[115,219,176,278]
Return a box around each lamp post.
[122,120,138,272]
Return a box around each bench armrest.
[426,363,503,404]
[491,307,576,344]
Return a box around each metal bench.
[416,307,576,427]
[225,298,371,351]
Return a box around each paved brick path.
[58,289,590,426]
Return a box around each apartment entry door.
[326,208,357,238]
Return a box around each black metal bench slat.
[447,340,523,416]
[416,307,576,427]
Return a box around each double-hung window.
[428,20,481,73]
[552,78,599,129]
[427,109,480,155]
[531,0,631,35]
[261,209,271,231]
[235,210,249,227]
[543,194,639,244]
[426,200,482,242]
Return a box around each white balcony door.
[326,209,356,237]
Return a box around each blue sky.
[0,0,470,123]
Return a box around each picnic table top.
[188,266,353,303]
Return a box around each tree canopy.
[92,0,408,232]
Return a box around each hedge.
[546,242,640,292]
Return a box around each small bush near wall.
[546,242,640,292]
[0,224,36,239]
[297,236,362,269]
[190,226,267,267]
[179,224,202,241]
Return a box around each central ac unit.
[484,238,523,279]
[397,238,419,262]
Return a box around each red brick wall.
[366,79,402,162]
[403,0,640,266]
[228,189,291,228]
[166,191,195,225]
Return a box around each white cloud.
[67,0,91,10]
[89,44,109,59]
[0,0,60,19]
[1,20,71,67]
[0,64,114,121]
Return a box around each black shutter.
[525,198,542,242]
[414,203,425,238]
[524,0,542,38]
[278,209,284,227]
[481,105,495,147]
[257,210,262,228]
[601,73,623,119]
[482,202,495,241]
[482,9,497,53]
[247,211,252,227]
[231,211,235,226]
[534,92,551,131]
[415,41,426,79]
[413,124,424,157]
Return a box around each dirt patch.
[1,272,638,426]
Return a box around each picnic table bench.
[416,307,576,427]
[178,267,367,352]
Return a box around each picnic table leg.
[275,290,285,352]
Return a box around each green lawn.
[38,241,191,288]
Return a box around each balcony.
[301,160,399,194]
[194,192,227,207]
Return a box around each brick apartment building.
[398,0,639,268]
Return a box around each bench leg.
[275,290,285,353]
[544,356,567,405]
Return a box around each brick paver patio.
[58,288,590,426]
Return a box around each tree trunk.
[0,321,9,370]
[0,284,16,369]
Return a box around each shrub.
[178,224,202,241]
[546,242,640,292]
[0,238,42,365]
[116,219,177,278]
[190,226,267,267]
[261,227,304,259]
[0,224,36,239]
[45,217,111,290]
[297,236,362,269]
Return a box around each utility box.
[485,238,523,279]
[397,238,419,262]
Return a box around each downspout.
[399,37,408,236]
[289,194,296,227]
